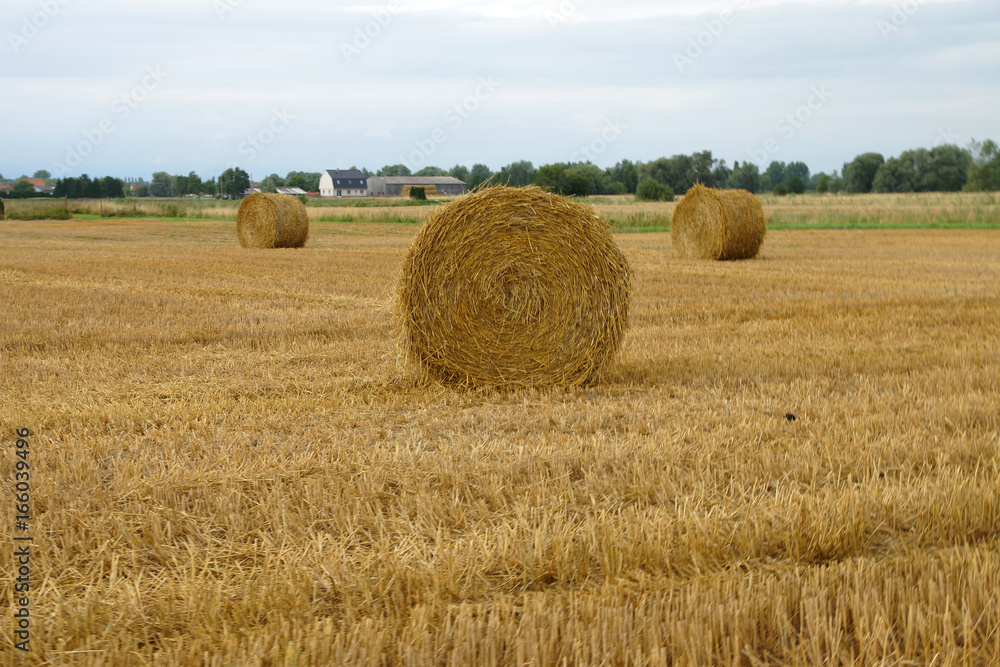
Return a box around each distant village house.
[319,169,368,198]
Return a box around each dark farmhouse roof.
[325,169,368,189]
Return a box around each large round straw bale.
[236,193,309,248]
[398,186,631,387]
[0,199,4,217]
[672,184,765,260]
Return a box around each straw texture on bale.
[236,193,309,249]
[672,184,766,260]
[398,186,631,387]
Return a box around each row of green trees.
[374,155,761,198]
[53,175,126,199]
[825,141,999,194]
[12,139,999,201]
[370,140,999,199]
[132,169,253,198]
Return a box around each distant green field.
[4,191,998,230]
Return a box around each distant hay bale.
[398,186,631,387]
[672,184,766,260]
[236,193,309,249]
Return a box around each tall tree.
[12,180,37,198]
[377,164,411,177]
[150,171,172,197]
[259,175,279,193]
[923,144,971,191]
[33,169,51,179]
[218,167,250,199]
[285,174,310,191]
[872,145,971,193]
[414,166,449,177]
[497,160,536,187]
[620,159,639,193]
[711,160,732,189]
[449,165,470,183]
[283,171,320,192]
[467,163,494,190]
[843,153,885,193]
[99,176,124,198]
[872,151,924,193]
[689,150,717,187]
[786,161,811,186]
[764,161,787,191]
[815,173,832,194]
[534,163,590,196]
[728,161,762,193]
[965,138,1000,192]
[185,171,203,195]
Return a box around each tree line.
[370,139,999,199]
[6,139,998,201]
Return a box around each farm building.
[21,178,55,194]
[319,169,368,198]
[368,176,467,197]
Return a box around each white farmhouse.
[319,169,368,198]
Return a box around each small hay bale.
[672,184,766,260]
[236,193,309,248]
[398,186,631,387]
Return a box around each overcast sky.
[2,0,998,180]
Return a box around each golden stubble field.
[1,213,999,665]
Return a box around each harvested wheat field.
[1,216,999,665]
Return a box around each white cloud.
[1,0,997,177]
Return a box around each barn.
[367,176,467,197]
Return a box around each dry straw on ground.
[236,193,309,248]
[672,184,766,260]
[398,185,631,387]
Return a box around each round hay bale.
[398,186,631,387]
[236,193,309,248]
[672,184,766,260]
